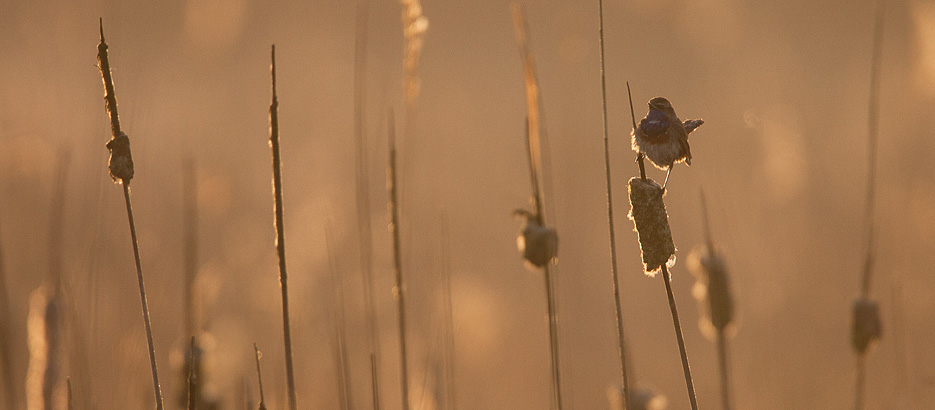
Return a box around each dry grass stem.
[97,20,164,410]
[387,111,411,410]
[326,225,354,410]
[511,6,563,409]
[596,1,633,405]
[254,344,267,410]
[188,337,196,410]
[352,4,383,409]
[852,2,885,409]
[267,44,299,410]
[26,286,62,410]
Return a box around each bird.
[631,97,703,188]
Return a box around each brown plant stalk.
[97,20,164,410]
[387,111,411,410]
[268,44,299,410]
[597,1,633,408]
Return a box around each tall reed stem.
[387,112,410,410]
[353,4,383,409]
[596,1,632,408]
[716,330,731,410]
[97,20,164,410]
[268,45,299,410]
[661,265,698,410]
[254,343,268,410]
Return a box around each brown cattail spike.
[688,245,735,338]
[513,209,558,268]
[627,178,675,275]
[851,297,882,355]
[106,132,134,182]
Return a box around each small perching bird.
[631,97,703,188]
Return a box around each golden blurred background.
[0,0,933,409]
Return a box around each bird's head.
[648,97,675,114]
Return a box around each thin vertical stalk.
[66,377,72,410]
[512,7,563,408]
[183,159,198,339]
[370,354,381,410]
[854,3,884,409]
[597,1,632,408]
[254,344,268,410]
[268,45,298,410]
[861,0,884,300]
[188,337,196,410]
[122,183,164,410]
[97,20,164,410]
[326,225,354,410]
[626,82,646,181]
[716,330,731,410]
[440,218,457,410]
[661,265,698,410]
[353,4,383,409]
[387,112,410,410]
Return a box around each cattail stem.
[188,337,196,410]
[626,82,646,181]
[268,45,299,410]
[861,0,884,299]
[597,1,632,408]
[183,160,198,339]
[353,4,383,410]
[716,329,731,410]
[98,21,164,410]
[440,218,458,410]
[370,354,381,410]
[122,184,165,410]
[661,265,698,410]
[854,355,865,410]
[388,112,410,410]
[542,266,563,410]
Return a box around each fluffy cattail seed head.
[851,297,882,355]
[688,244,735,338]
[513,209,558,268]
[627,177,675,276]
[105,132,134,182]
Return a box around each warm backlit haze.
[1,0,934,409]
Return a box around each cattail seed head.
[513,209,558,268]
[688,244,735,338]
[627,177,675,276]
[105,132,134,182]
[851,297,882,355]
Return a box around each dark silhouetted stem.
[388,112,410,410]
[188,337,196,410]
[717,330,731,410]
[268,45,298,410]
[597,1,632,408]
[370,354,381,410]
[98,21,164,410]
[122,184,165,410]
[861,0,884,300]
[183,160,198,339]
[353,4,382,409]
[661,265,698,410]
[626,82,646,181]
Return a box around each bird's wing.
[672,119,692,165]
